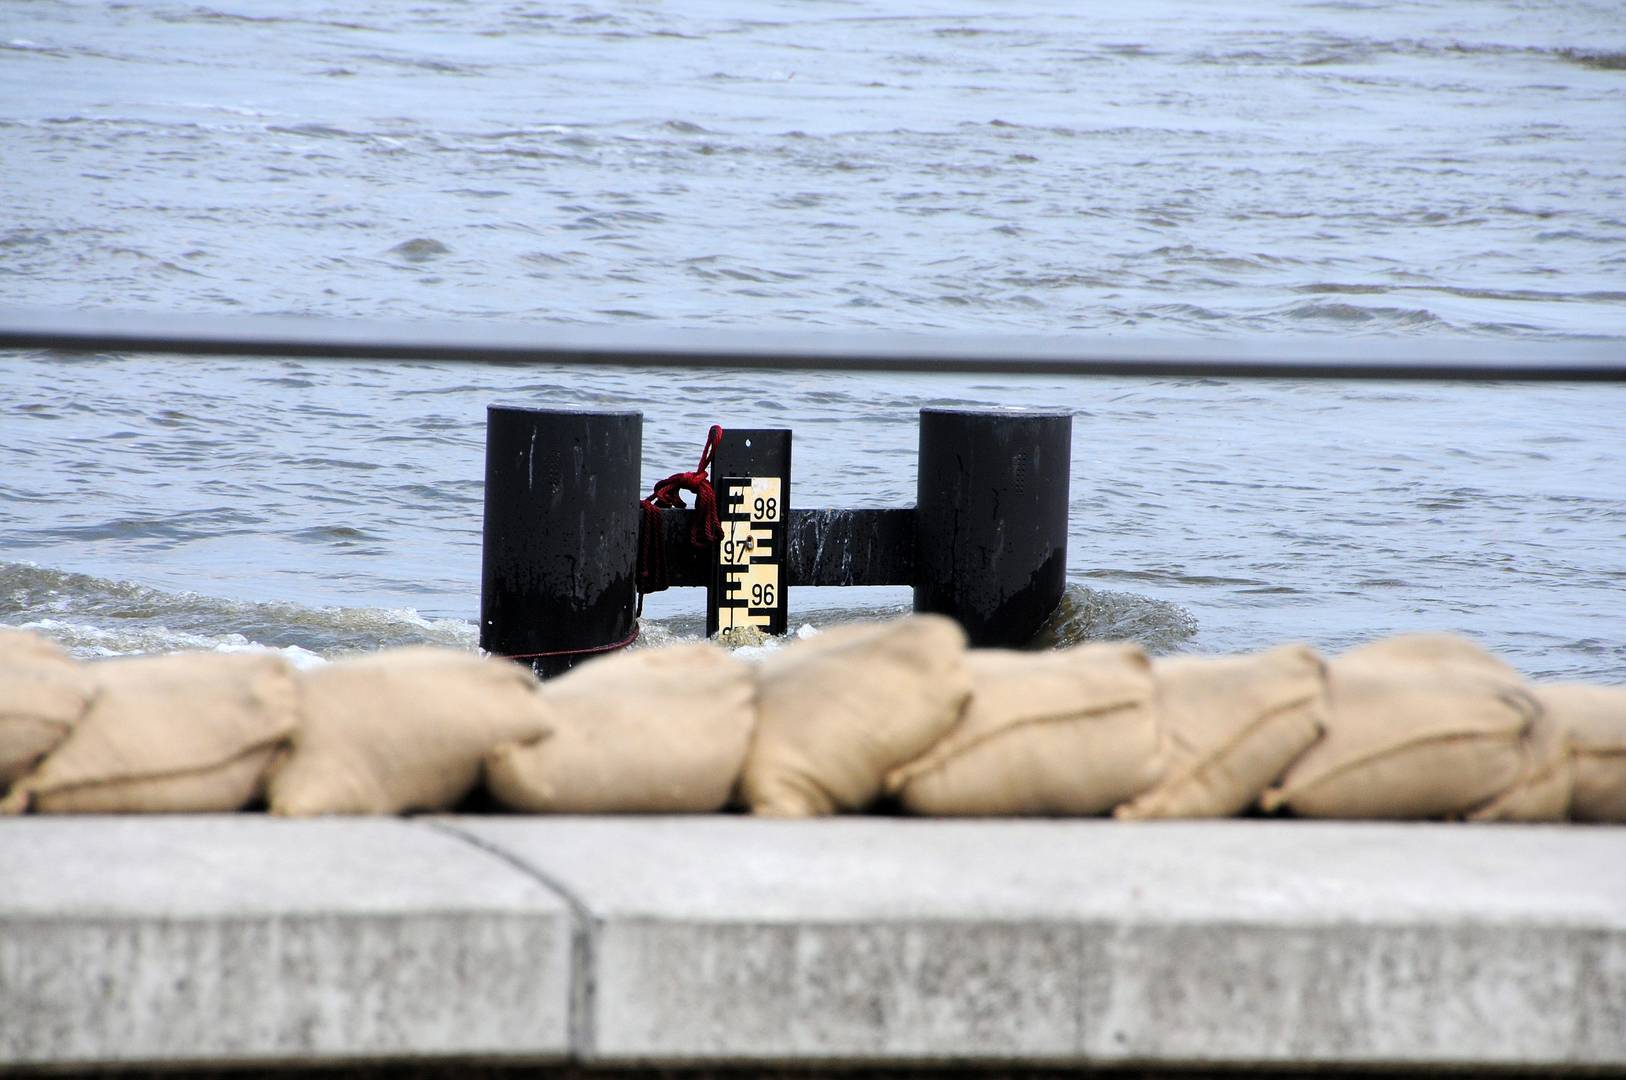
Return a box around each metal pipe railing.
[2,308,1623,381]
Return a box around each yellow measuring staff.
[717,476,782,636]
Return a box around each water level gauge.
[708,429,791,639]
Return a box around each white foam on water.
[356,608,479,650]
[1,561,481,663]
[14,617,328,669]
[723,622,822,662]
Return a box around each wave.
[1,564,1197,663]
[1556,49,1626,71]
[1032,584,1199,654]
[0,561,476,660]
[1187,38,1626,72]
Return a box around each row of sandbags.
[2,618,1623,820]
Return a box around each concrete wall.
[3,817,1624,1074]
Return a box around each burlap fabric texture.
[486,643,755,813]
[0,629,93,791]
[269,647,549,815]
[2,651,297,814]
[1118,644,1327,820]
[1262,634,1537,819]
[1471,683,1626,823]
[742,615,971,817]
[886,642,1161,816]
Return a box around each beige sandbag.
[1,651,297,814]
[1116,644,1326,820]
[486,643,755,813]
[1532,684,1626,823]
[884,643,1159,816]
[0,626,71,663]
[741,615,971,817]
[1336,631,1517,675]
[1261,633,1536,819]
[269,647,549,816]
[1,629,94,789]
[1464,702,1572,823]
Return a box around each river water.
[2,1,1624,679]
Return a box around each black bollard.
[480,405,642,679]
[914,407,1072,647]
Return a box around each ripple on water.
[388,238,451,262]
[1032,585,1199,655]
[0,561,476,658]
[1,1,1623,678]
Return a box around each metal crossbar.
[2,307,1623,381]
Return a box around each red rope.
[495,620,641,661]
[638,424,724,595]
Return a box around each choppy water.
[2,1,1624,679]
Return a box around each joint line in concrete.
[418,818,598,1057]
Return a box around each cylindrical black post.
[481,405,642,679]
[914,407,1072,647]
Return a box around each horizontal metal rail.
[2,307,1623,381]
[649,507,915,589]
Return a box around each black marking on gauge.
[707,429,791,639]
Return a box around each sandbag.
[1,651,297,814]
[1262,633,1536,819]
[1508,684,1626,824]
[741,615,971,817]
[1464,703,1573,823]
[269,647,549,816]
[0,626,71,663]
[1,629,93,790]
[1116,644,1326,820]
[1335,632,1516,674]
[885,643,1159,816]
[486,643,755,813]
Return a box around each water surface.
[2,0,1623,677]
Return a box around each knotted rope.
[638,424,725,602]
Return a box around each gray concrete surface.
[450,818,1626,1070]
[0,817,573,1068]
[3,816,1625,1073]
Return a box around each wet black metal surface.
[480,405,642,679]
[648,508,913,590]
[784,509,915,588]
[914,408,1073,648]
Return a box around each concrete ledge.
[450,818,1626,1072]
[0,818,573,1068]
[4,817,1625,1074]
